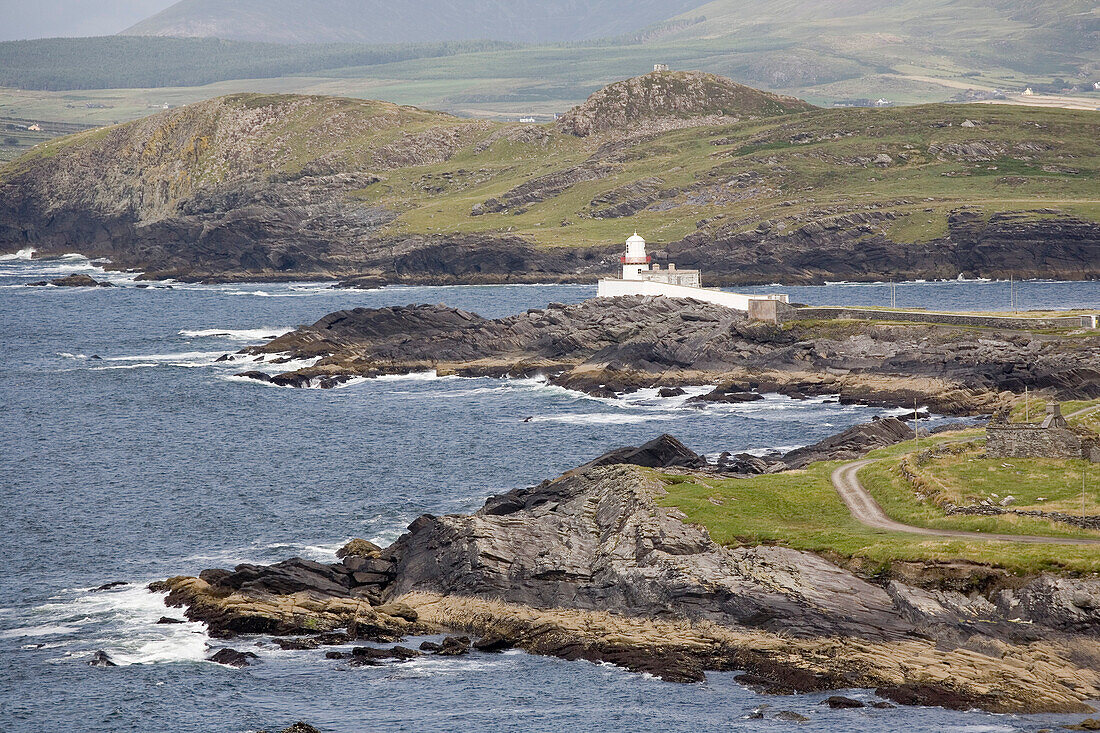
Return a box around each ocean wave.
[371,370,442,382]
[14,584,211,666]
[0,624,80,639]
[0,248,35,261]
[89,363,159,371]
[179,327,292,341]
[220,374,296,388]
[525,413,681,425]
[103,351,226,363]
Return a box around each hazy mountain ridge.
[121,0,705,44]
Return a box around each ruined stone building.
[986,404,1100,462]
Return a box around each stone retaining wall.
[766,302,1096,330]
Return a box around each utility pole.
[913,398,919,451]
[1025,386,1029,423]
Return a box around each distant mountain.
[658,0,1100,89]
[120,0,707,44]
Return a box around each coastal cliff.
[1,72,1097,284]
[230,295,1100,414]
[153,451,1100,714]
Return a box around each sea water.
[1,255,1096,732]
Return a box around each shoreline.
[228,295,1100,418]
[149,449,1100,716]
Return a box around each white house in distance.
[597,233,789,312]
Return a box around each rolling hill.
[1,72,1096,286]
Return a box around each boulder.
[823,696,865,709]
[687,385,764,405]
[337,538,382,559]
[580,434,708,471]
[208,648,258,668]
[210,558,353,597]
[348,645,420,666]
[87,650,117,668]
[437,636,471,656]
[474,633,514,653]
[45,274,114,287]
[783,417,914,468]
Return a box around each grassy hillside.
[5,77,1097,255]
[659,433,1100,575]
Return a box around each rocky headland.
[1,71,1096,285]
[152,435,1100,715]
[230,295,1100,415]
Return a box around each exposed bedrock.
[155,456,1100,713]
[388,465,916,641]
[1,155,1095,285]
[0,180,614,284]
[667,209,1100,286]
[3,194,1096,284]
[236,295,1100,412]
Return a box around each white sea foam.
[0,624,80,639]
[371,370,441,382]
[0,247,35,261]
[526,413,680,426]
[220,374,294,388]
[103,351,225,363]
[28,585,209,666]
[179,327,292,341]
[89,363,159,371]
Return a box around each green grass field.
[657,431,1100,575]
[1009,398,1100,431]
[859,446,1100,534]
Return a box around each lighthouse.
[598,231,789,314]
[621,232,651,280]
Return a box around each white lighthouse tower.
[621,232,651,280]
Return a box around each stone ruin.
[986,403,1100,462]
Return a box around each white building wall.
[596,278,788,311]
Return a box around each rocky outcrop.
[557,71,814,138]
[387,465,916,640]
[575,433,708,471]
[236,296,1100,413]
[29,274,113,287]
[782,416,915,468]
[155,457,1100,713]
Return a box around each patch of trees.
[0,36,517,91]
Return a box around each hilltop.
[557,71,814,137]
[0,73,1097,284]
